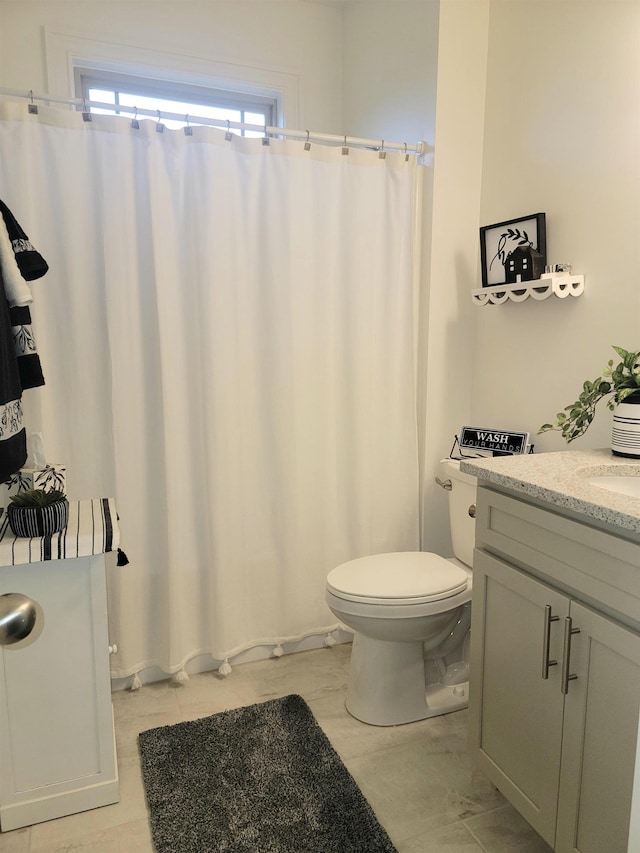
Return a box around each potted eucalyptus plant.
[7,488,69,537]
[538,346,640,456]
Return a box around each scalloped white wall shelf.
[472,274,585,305]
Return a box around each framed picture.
[480,212,546,288]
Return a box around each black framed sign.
[480,212,546,288]
[460,426,530,455]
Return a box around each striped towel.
[0,498,119,566]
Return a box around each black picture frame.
[479,212,546,288]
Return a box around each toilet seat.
[326,552,468,606]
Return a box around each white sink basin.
[586,476,640,499]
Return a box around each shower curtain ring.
[304,129,311,151]
[28,89,38,115]
[404,142,409,162]
[225,119,233,141]
[262,122,270,146]
[155,109,164,133]
[131,106,139,130]
[342,134,349,155]
[82,97,92,122]
[379,139,386,160]
[184,114,193,136]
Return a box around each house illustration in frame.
[480,212,547,288]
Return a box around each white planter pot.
[611,398,640,458]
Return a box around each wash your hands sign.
[460,426,531,456]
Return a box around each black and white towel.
[0,201,48,282]
[0,210,32,308]
[9,304,44,389]
[0,200,47,390]
[0,285,26,482]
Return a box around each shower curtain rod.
[0,87,428,156]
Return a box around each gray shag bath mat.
[138,693,397,853]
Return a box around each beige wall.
[425,0,640,557]
[473,0,640,455]
[421,0,489,555]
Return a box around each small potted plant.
[539,346,640,456]
[7,488,69,537]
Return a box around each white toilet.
[325,458,477,726]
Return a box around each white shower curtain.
[0,101,422,678]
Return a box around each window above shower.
[74,68,277,136]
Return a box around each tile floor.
[0,643,553,853]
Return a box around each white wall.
[0,1,345,132]
[0,0,441,152]
[473,0,640,454]
[342,1,439,147]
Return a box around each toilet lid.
[326,552,469,606]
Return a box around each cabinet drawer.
[476,487,640,628]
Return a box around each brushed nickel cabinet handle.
[561,616,581,695]
[542,604,559,679]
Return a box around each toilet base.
[345,633,469,726]
[423,680,468,717]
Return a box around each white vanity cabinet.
[0,499,120,831]
[469,486,640,853]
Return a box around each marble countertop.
[459,448,640,535]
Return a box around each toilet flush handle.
[435,477,452,491]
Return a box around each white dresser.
[0,499,120,831]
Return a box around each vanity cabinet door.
[0,555,119,831]
[555,601,640,853]
[470,549,569,846]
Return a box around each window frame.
[74,67,277,131]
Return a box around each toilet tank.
[440,458,477,568]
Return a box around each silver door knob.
[0,593,38,646]
[468,504,476,518]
